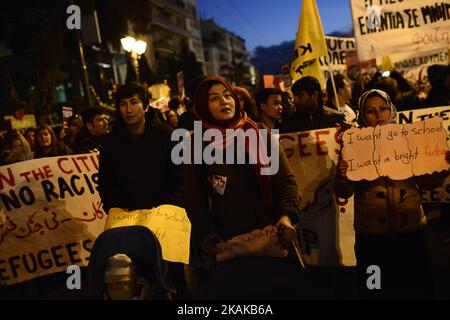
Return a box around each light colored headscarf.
[357,89,398,127]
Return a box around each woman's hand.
[201,233,225,256]
[276,215,297,247]
[337,160,349,178]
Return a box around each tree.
[0,0,70,120]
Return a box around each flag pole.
[327,64,340,109]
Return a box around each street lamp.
[121,36,147,83]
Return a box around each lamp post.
[121,36,147,83]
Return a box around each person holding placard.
[334,89,450,299]
[184,76,306,299]
[98,82,189,299]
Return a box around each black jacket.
[98,109,184,213]
[184,131,300,242]
[73,132,104,154]
[279,105,345,133]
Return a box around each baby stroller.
[87,225,176,300]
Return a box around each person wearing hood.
[279,76,345,133]
[335,89,450,299]
[184,76,304,299]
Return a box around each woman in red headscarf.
[184,76,303,299]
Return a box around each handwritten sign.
[216,225,287,262]
[342,117,449,181]
[0,154,106,286]
[398,106,450,202]
[105,205,191,264]
[351,0,450,60]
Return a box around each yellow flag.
[381,56,393,71]
[290,0,328,86]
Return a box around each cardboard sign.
[105,205,191,264]
[342,117,449,181]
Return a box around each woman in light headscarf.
[335,89,450,299]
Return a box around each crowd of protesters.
[1,63,450,300]
[0,107,110,165]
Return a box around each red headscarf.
[193,76,274,223]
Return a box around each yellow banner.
[105,205,191,264]
[290,0,328,85]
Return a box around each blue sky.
[197,0,353,53]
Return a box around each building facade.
[142,0,205,79]
[201,19,254,87]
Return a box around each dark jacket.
[178,109,196,131]
[279,105,345,133]
[334,172,448,235]
[72,132,104,154]
[34,143,71,158]
[98,109,184,213]
[184,132,300,243]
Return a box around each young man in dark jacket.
[98,82,187,298]
[99,83,184,211]
[280,76,345,133]
[73,107,109,154]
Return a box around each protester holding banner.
[0,132,33,164]
[335,89,450,299]
[184,76,305,299]
[280,76,345,133]
[98,82,189,299]
[34,125,71,158]
[24,127,38,153]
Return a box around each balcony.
[151,16,191,38]
[151,0,190,17]
[153,40,179,55]
[231,45,248,56]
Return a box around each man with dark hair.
[326,74,356,123]
[72,107,108,154]
[255,88,283,130]
[279,76,345,133]
[98,82,189,298]
[100,81,183,212]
